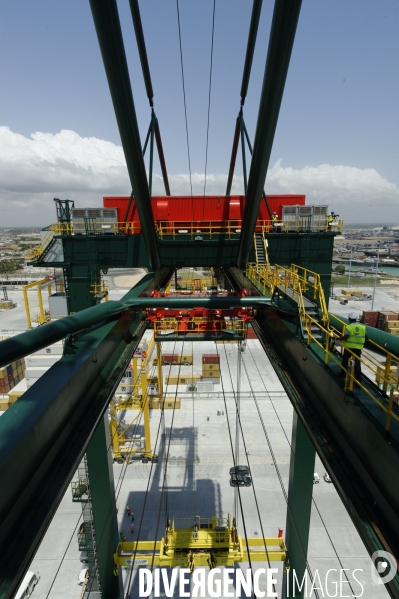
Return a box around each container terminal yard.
[1,2,399,599]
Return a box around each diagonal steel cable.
[203,0,216,197]
[176,0,193,196]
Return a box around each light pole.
[347,246,353,288]
[371,242,381,311]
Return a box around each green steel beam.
[226,118,241,196]
[254,309,399,597]
[89,0,161,270]
[284,413,315,599]
[240,0,264,105]
[226,0,263,194]
[86,415,123,597]
[0,308,145,599]
[237,0,302,268]
[128,0,154,106]
[0,295,270,368]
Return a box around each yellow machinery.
[22,277,60,329]
[110,338,181,463]
[114,515,287,571]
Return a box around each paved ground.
[26,339,390,599]
[330,285,399,319]
[2,270,397,597]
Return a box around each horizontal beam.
[237,0,302,268]
[254,309,399,597]
[0,297,270,368]
[89,0,161,270]
[0,312,145,598]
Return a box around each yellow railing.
[303,313,399,433]
[90,281,109,299]
[153,318,246,338]
[246,263,328,324]
[157,221,240,240]
[157,218,344,240]
[247,262,399,430]
[29,218,344,258]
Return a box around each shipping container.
[202,354,220,364]
[162,354,178,364]
[103,195,306,228]
[202,371,221,379]
[202,364,220,372]
[165,374,201,385]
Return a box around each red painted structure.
[103,195,305,233]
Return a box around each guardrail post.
[385,388,394,435]
[383,354,392,394]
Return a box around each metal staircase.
[253,231,269,265]
[72,456,102,596]
[300,300,323,343]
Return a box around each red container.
[0,380,10,392]
[103,194,307,228]
[202,354,220,364]
[162,354,178,364]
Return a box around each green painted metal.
[154,118,171,196]
[128,0,154,106]
[226,0,263,194]
[254,308,399,597]
[0,292,271,368]
[0,300,122,367]
[239,110,248,195]
[54,198,74,223]
[266,232,336,304]
[284,413,315,599]
[31,230,338,282]
[240,112,273,220]
[86,415,123,597]
[237,0,302,268]
[226,118,241,196]
[89,0,161,270]
[0,308,145,598]
[330,313,399,357]
[240,0,263,106]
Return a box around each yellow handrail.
[247,263,399,431]
[303,312,399,433]
[153,319,246,338]
[246,262,328,324]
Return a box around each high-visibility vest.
[272,215,278,223]
[344,323,366,349]
[327,214,334,224]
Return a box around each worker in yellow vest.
[271,212,278,230]
[340,312,366,381]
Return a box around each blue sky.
[0,0,398,225]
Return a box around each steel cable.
[203,0,216,197]
[222,342,275,587]
[215,341,257,599]
[245,341,356,597]
[125,338,182,595]
[45,336,149,597]
[176,0,193,197]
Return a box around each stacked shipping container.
[362,311,399,335]
[0,359,26,394]
[202,354,220,379]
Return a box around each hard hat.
[348,312,358,320]
[273,211,277,214]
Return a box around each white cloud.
[0,126,398,226]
